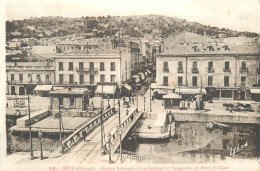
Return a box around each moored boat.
[132,112,174,139]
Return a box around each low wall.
[16,110,51,128]
[51,109,99,117]
[172,111,260,124]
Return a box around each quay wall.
[16,110,51,128]
[172,112,260,124]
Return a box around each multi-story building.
[57,41,99,53]
[157,42,260,100]
[52,49,131,95]
[6,62,54,95]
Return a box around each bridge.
[56,102,145,164]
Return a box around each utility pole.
[113,84,115,108]
[28,94,34,160]
[59,102,63,152]
[150,83,152,112]
[118,99,122,163]
[136,89,139,112]
[101,83,105,155]
[144,97,146,111]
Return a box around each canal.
[122,122,260,163]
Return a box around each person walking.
[126,109,129,116]
[82,129,87,142]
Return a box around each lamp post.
[38,130,43,160]
[150,83,152,112]
[59,103,63,153]
[118,99,122,163]
[27,95,34,160]
[136,88,139,112]
[144,97,146,111]
[107,133,112,164]
[107,99,110,109]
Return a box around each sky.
[3,0,260,33]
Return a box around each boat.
[131,112,174,139]
[205,120,230,130]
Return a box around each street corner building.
[156,31,260,101]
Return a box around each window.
[110,62,115,71]
[192,76,197,86]
[125,61,127,70]
[59,62,64,70]
[45,75,49,83]
[178,76,183,86]
[69,62,73,71]
[19,74,23,83]
[208,61,213,72]
[224,76,229,87]
[163,62,169,72]
[100,62,105,71]
[59,74,63,84]
[208,76,213,86]
[242,61,247,70]
[111,75,115,82]
[80,75,84,84]
[11,74,14,81]
[193,61,197,68]
[28,74,32,82]
[178,62,183,73]
[163,76,168,86]
[69,74,74,84]
[178,62,183,68]
[90,75,94,84]
[70,98,74,106]
[79,62,83,70]
[90,62,94,71]
[37,74,41,82]
[224,61,230,71]
[59,98,63,106]
[192,61,199,73]
[100,74,105,83]
[241,76,246,82]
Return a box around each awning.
[175,88,206,94]
[132,75,140,83]
[163,93,182,99]
[151,83,158,89]
[250,88,260,94]
[154,89,168,95]
[34,85,53,91]
[138,72,145,80]
[124,84,132,91]
[95,85,116,95]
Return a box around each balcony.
[163,68,169,73]
[223,68,231,72]
[240,67,248,73]
[56,81,97,86]
[76,68,98,74]
[191,68,199,74]
[177,67,184,73]
[207,68,215,73]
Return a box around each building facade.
[6,62,55,95]
[52,50,131,88]
[157,44,260,100]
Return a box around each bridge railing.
[61,107,116,152]
[103,108,140,153]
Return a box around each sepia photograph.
[1,0,260,170]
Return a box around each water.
[122,122,260,163]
